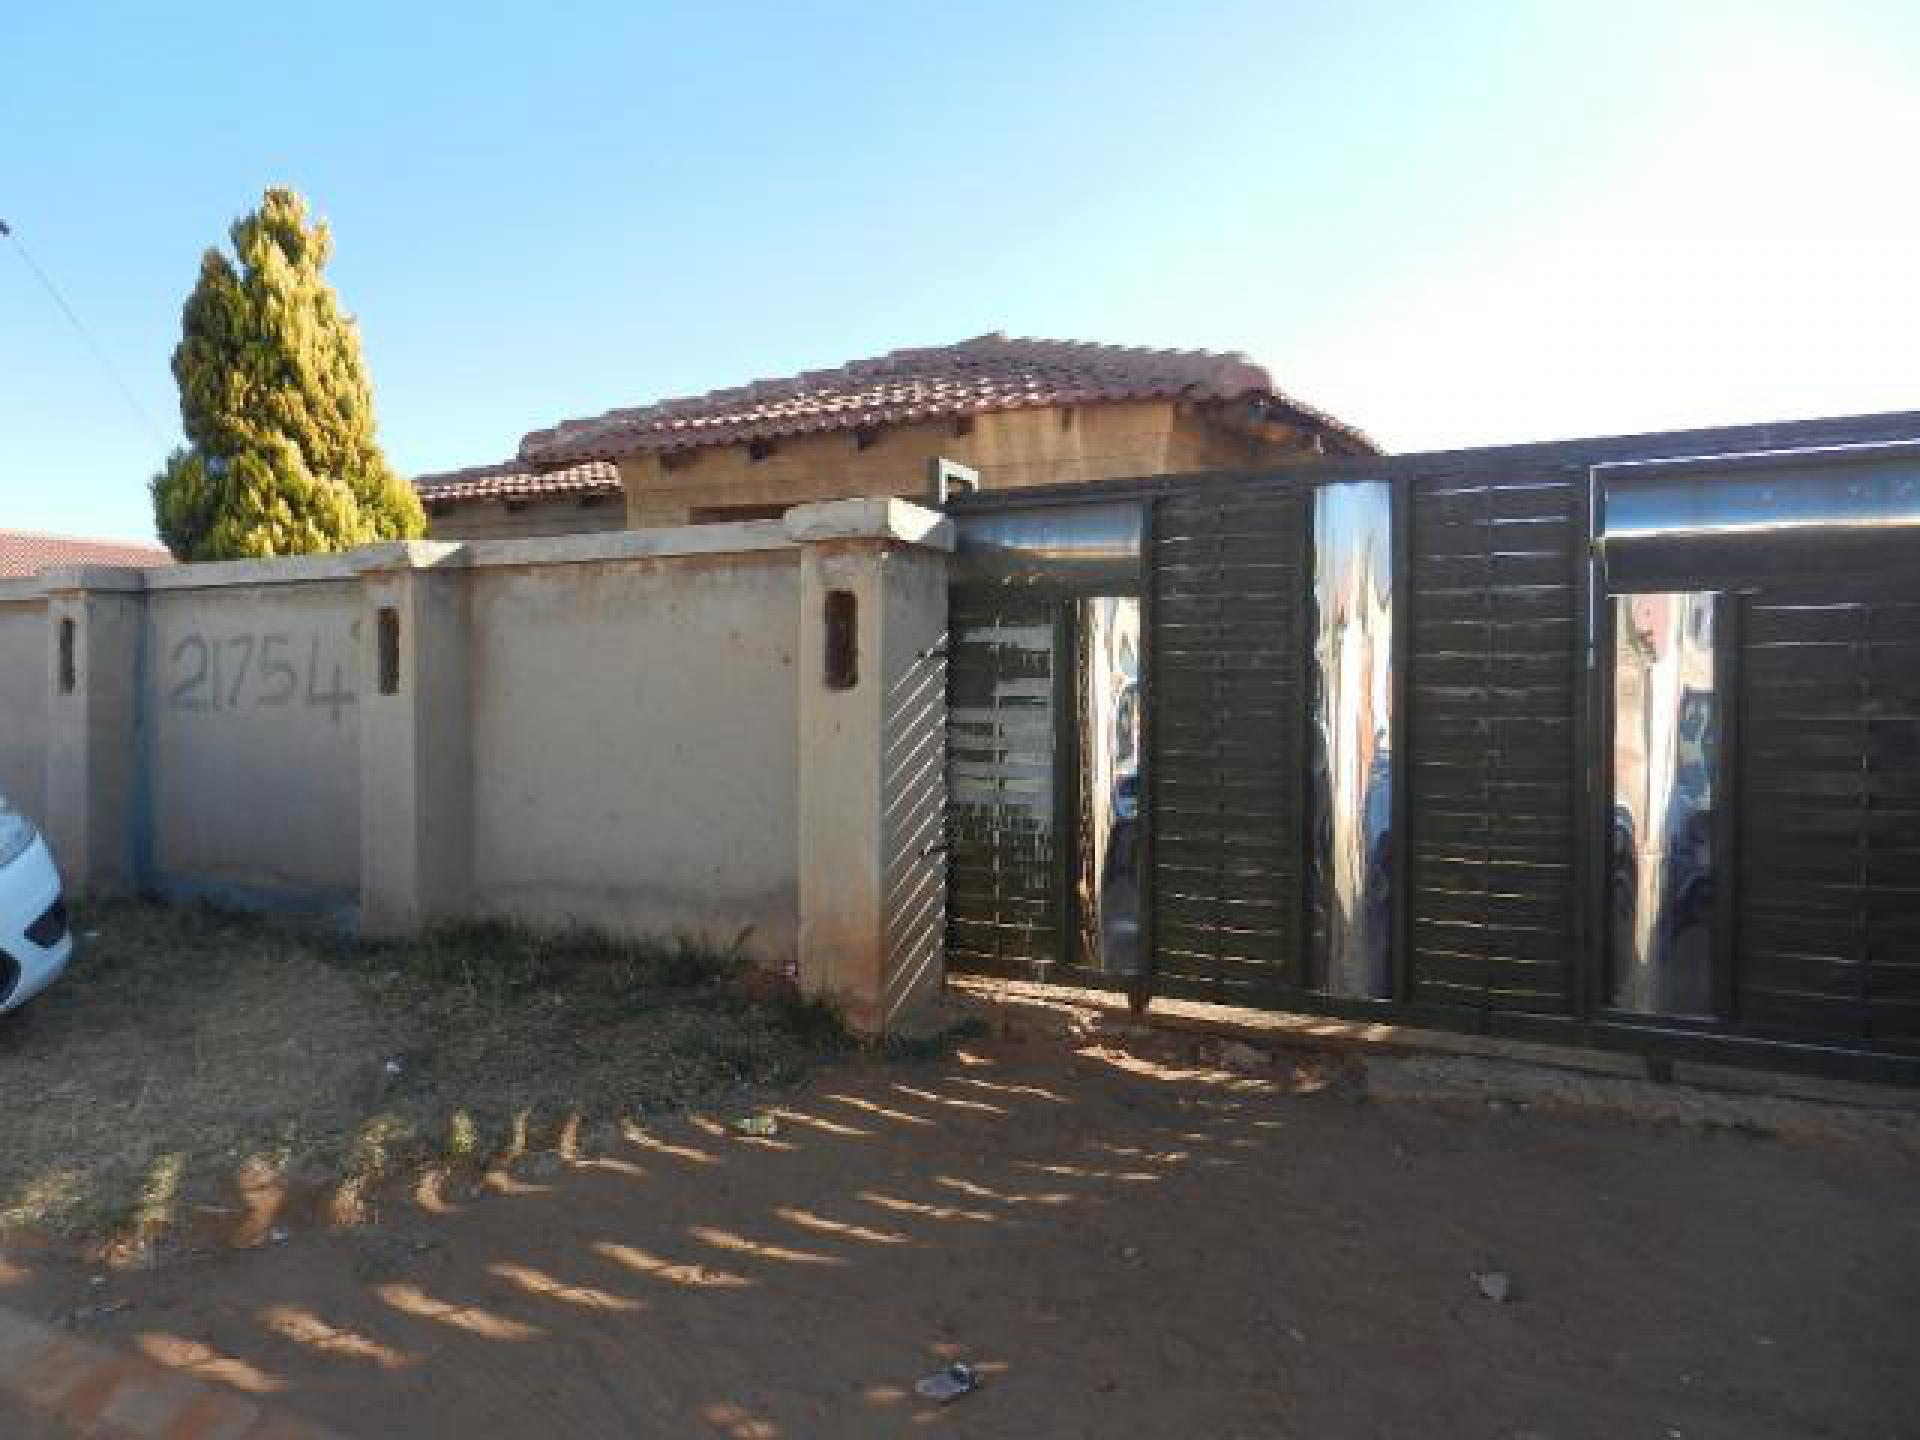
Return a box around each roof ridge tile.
[413,458,622,504]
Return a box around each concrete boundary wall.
[0,501,955,1034]
[0,594,49,819]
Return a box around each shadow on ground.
[4,1007,1918,1439]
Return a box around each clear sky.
[5,0,1916,543]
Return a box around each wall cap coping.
[349,540,470,573]
[783,498,955,551]
[33,565,152,594]
[0,521,812,599]
[143,552,367,592]
[459,520,795,570]
[0,504,955,601]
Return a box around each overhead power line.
[2,216,169,446]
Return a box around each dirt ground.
[4,1001,1918,1439]
[0,1391,70,1440]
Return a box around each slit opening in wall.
[57,618,75,695]
[377,607,401,695]
[825,590,858,690]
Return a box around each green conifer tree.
[151,188,425,559]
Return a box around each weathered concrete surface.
[781,497,955,550]
[467,550,803,961]
[141,582,363,912]
[357,550,472,934]
[796,533,950,1034]
[42,582,143,894]
[1361,1052,1920,1151]
[0,598,49,820]
[875,547,951,1033]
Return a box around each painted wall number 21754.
[166,623,361,723]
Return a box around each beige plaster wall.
[465,543,803,961]
[0,513,952,1037]
[795,539,949,1031]
[140,576,364,911]
[0,597,49,821]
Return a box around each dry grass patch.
[0,900,855,1242]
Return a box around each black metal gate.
[1147,488,1309,1001]
[1730,580,1920,1043]
[942,410,1920,1081]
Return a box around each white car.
[0,793,71,1014]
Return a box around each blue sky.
[5,1,1917,542]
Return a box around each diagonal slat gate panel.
[945,595,1063,975]
[1149,488,1310,1000]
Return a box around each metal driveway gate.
[941,411,1920,1082]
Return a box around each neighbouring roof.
[0,530,173,578]
[412,459,623,506]
[519,333,1377,466]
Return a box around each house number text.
[165,622,361,724]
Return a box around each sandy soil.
[4,1016,1917,1439]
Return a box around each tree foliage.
[151,188,424,560]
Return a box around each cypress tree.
[151,187,425,559]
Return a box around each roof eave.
[524,387,1380,469]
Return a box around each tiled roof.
[0,531,173,577]
[413,459,622,505]
[519,333,1377,465]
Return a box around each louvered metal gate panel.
[1405,470,1582,1017]
[945,595,1064,975]
[1736,582,1920,1042]
[1148,488,1310,1001]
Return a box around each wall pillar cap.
[349,540,471,574]
[783,498,954,552]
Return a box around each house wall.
[620,400,1325,527]
[1165,407,1295,471]
[0,593,48,820]
[424,494,627,543]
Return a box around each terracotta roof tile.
[413,459,622,505]
[0,531,172,577]
[519,333,1376,466]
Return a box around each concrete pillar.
[789,499,953,1036]
[354,542,472,934]
[40,568,147,894]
